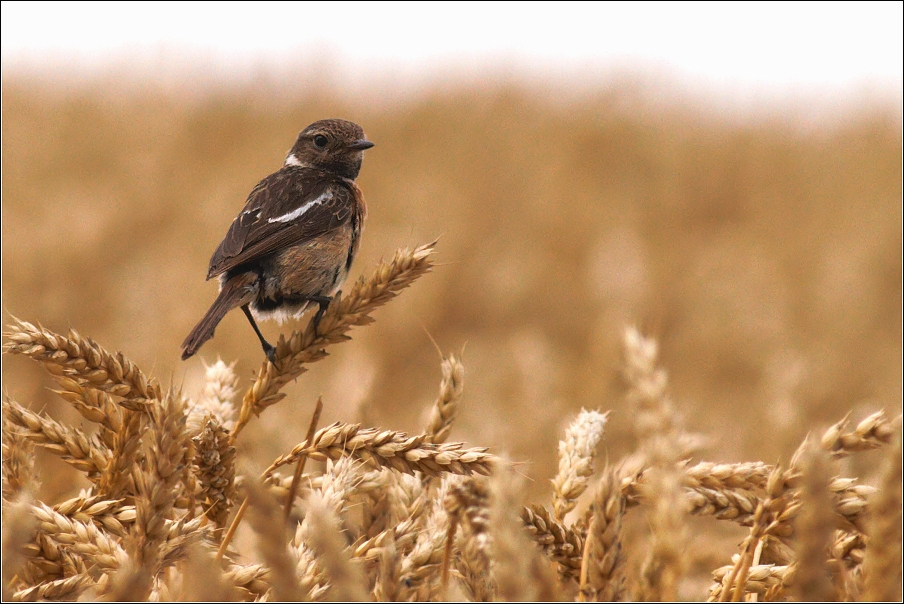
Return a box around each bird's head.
[286,118,374,180]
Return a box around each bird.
[180,118,374,362]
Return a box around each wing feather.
[206,169,354,279]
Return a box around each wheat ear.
[623,327,689,601]
[552,408,608,523]
[3,397,110,479]
[243,477,304,602]
[424,353,464,444]
[4,318,161,401]
[263,421,496,478]
[579,468,626,601]
[233,241,436,438]
[791,443,835,601]
[862,431,903,602]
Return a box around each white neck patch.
[268,190,332,223]
[285,154,304,167]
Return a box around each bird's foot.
[263,341,277,365]
[309,295,333,334]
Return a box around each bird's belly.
[252,229,353,323]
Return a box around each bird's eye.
[313,134,329,148]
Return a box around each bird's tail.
[181,272,258,360]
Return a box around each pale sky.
[2,1,902,98]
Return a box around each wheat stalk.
[791,444,835,601]
[521,503,585,582]
[4,309,900,603]
[2,423,35,501]
[191,416,236,528]
[30,501,128,573]
[187,359,239,434]
[52,495,135,538]
[862,432,903,602]
[578,468,626,601]
[115,391,188,600]
[264,421,496,478]
[820,410,901,457]
[4,318,161,402]
[424,353,464,445]
[233,241,437,438]
[243,477,304,601]
[443,476,493,600]
[11,574,92,602]
[3,397,110,478]
[552,408,609,522]
[302,492,369,601]
[490,470,560,602]
[709,562,795,600]
[623,327,689,601]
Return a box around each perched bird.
[181,118,374,361]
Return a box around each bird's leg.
[307,295,333,333]
[242,304,277,363]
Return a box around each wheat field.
[2,75,902,600]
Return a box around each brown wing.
[206,169,354,279]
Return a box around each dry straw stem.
[820,410,902,458]
[521,503,585,582]
[264,421,496,478]
[424,353,464,444]
[790,444,835,602]
[578,469,626,602]
[862,432,903,602]
[4,317,162,402]
[552,408,609,522]
[2,397,110,478]
[234,241,437,438]
[284,396,323,520]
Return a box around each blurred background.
[2,0,901,549]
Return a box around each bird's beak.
[347,139,375,150]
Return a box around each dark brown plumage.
[181,119,373,361]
